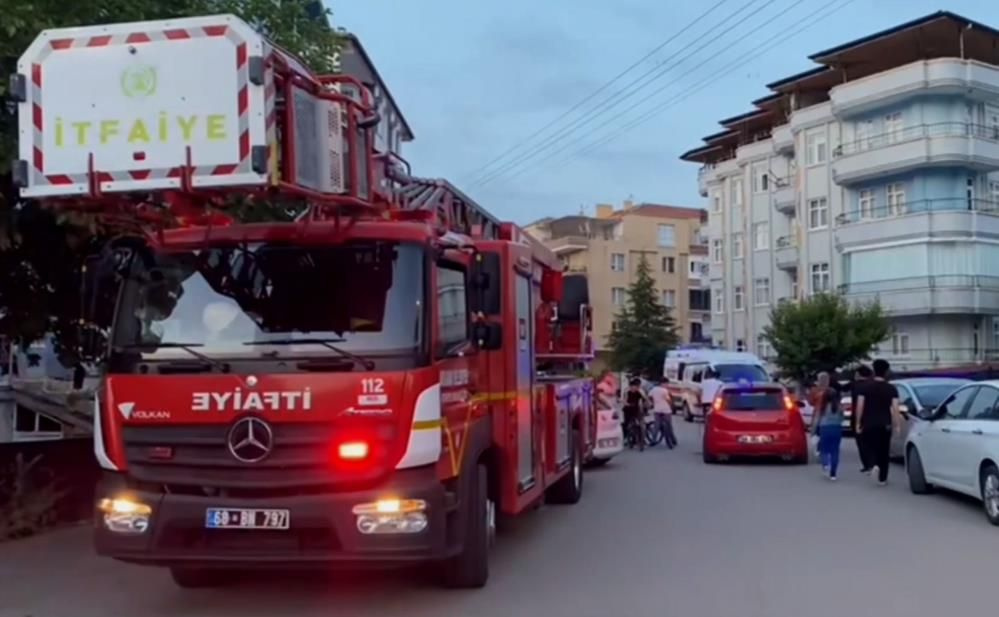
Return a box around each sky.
[327,0,995,224]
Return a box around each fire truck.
[12,14,596,588]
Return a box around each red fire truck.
[13,15,596,588]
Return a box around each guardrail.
[834,122,999,157]
[838,275,999,295]
[836,198,999,225]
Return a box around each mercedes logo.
[226,417,274,463]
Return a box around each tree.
[606,253,680,376]
[0,0,343,352]
[762,293,889,383]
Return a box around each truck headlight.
[98,497,152,534]
[352,499,427,534]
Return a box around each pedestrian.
[649,377,677,449]
[851,365,874,472]
[700,368,723,417]
[811,372,844,480]
[623,377,649,452]
[855,359,902,485]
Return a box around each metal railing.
[834,122,999,157]
[836,198,999,225]
[838,275,999,295]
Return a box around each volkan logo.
[120,65,157,99]
[117,402,135,420]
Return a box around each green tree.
[761,293,889,383]
[606,253,680,376]
[0,0,342,350]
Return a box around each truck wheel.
[169,567,232,589]
[546,429,583,505]
[441,464,491,588]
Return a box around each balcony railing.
[838,275,999,295]
[836,198,999,225]
[834,122,999,158]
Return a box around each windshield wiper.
[116,342,230,373]
[242,338,375,371]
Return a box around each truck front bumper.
[94,466,460,569]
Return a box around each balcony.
[830,59,999,119]
[697,165,714,197]
[774,236,798,270]
[548,235,590,254]
[835,199,999,249]
[832,122,999,185]
[772,124,793,155]
[838,275,999,316]
[772,180,796,215]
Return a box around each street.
[1,422,995,617]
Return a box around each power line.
[461,0,733,186]
[471,0,782,189]
[504,0,855,186]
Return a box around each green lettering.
[206,115,226,140]
[158,112,168,142]
[72,121,91,146]
[127,119,150,143]
[99,120,119,144]
[55,117,64,147]
[177,115,197,141]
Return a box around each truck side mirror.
[469,251,501,316]
[473,321,503,350]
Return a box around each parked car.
[703,383,808,464]
[890,378,971,459]
[905,380,999,526]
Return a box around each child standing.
[811,371,844,480]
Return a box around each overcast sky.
[328,0,995,224]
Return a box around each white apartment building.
[682,11,999,371]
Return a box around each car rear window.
[721,389,784,411]
[714,363,769,382]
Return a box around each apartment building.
[526,202,710,365]
[681,11,999,371]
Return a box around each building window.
[731,178,744,209]
[886,182,906,216]
[753,222,769,251]
[810,262,831,294]
[757,340,773,360]
[807,197,828,230]
[884,112,904,144]
[990,180,999,208]
[712,239,723,263]
[612,287,626,306]
[753,277,770,306]
[806,129,827,165]
[657,224,676,248]
[790,275,799,299]
[713,289,724,314]
[662,256,675,273]
[968,176,977,210]
[711,188,723,213]
[752,163,769,193]
[891,331,910,356]
[857,119,874,151]
[732,233,744,259]
[859,189,875,219]
[611,253,625,272]
[733,285,744,311]
[662,289,676,307]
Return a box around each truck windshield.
[111,241,426,363]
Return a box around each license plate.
[205,508,290,530]
[738,435,773,444]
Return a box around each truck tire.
[546,429,583,505]
[169,567,232,589]
[557,275,589,321]
[441,464,491,588]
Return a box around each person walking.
[811,372,844,480]
[700,368,723,417]
[623,378,649,452]
[649,377,677,449]
[851,365,874,472]
[855,359,902,485]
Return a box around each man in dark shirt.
[851,365,873,472]
[855,359,901,485]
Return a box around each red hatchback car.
[703,383,808,464]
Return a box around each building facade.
[682,11,999,371]
[526,202,710,365]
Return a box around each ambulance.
[663,349,769,422]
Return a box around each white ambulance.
[663,349,770,422]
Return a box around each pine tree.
[606,253,680,375]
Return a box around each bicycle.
[624,414,663,449]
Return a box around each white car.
[905,380,999,526]
[589,404,624,466]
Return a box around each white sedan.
[905,380,999,526]
[589,399,624,466]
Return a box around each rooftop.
[682,11,999,164]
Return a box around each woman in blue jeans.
[811,372,844,480]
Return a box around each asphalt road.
[2,423,997,617]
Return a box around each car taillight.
[783,395,796,412]
[712,397,723,412]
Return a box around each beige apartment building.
[526,202,710,365]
